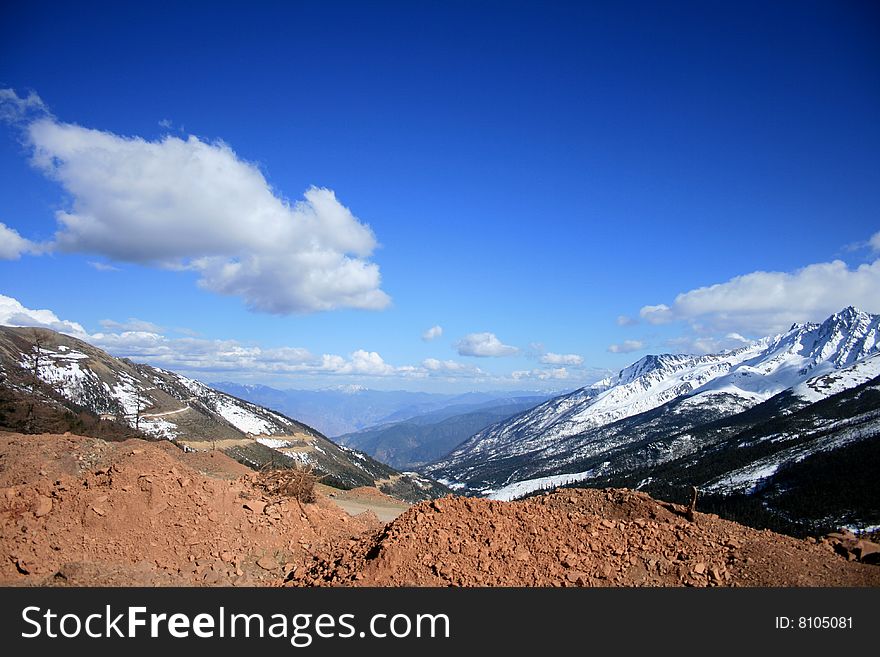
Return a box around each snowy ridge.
[429,307,880,494]
[792,352,880,404]
[166,372,285,436]
[18,345,301,440]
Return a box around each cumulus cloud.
[607,340,644,354]
[540,352,584,366]
[422,325,443,341]
[639,258,880,336]
[0,294,87,335]
[1,88,390,314]
[0,222,39,260]
[455,332,519,357]
[319,350,397,376]
[616,315,638,327]
[870,230,880,252]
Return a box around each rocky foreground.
[0,432,380,586]
[295,490,879,587]
[1,432,878,587]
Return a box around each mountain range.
[423,307,880,534]
[0,326,446,502]
[211,382,555,437]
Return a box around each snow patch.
[256,437,294,449]
[138,417,178,439]
[436,477,467,491]
[485,469,597,502]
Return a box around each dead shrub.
[256,463,321,504]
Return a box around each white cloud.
[0,222,38,260]
[870,231,880,252]
[1,88,390,314]
[607,340,644,354]
[0,294,450,382]
[0,294,87,335]
[99,318,164,333]
[422,325,443,341]
[639,257,880,336]
[511,367,569,381]
[423,358,456,371]
[639,303,673,325]
[86,332,413,378]
[322,350,396,376]
[616,315,638,327]
[421,358,482,375]
[455,332,519,357]
[540,352,584,366]
[87,330,316,373]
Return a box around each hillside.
[0,326,446,502]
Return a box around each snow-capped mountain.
[425,307,880,501]
[0,326,446,501]
[581,369,880,536]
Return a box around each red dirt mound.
[0,432,381,586]
[293,489,880,587]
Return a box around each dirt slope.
[294,489,880,587]
[0,432,381,586]
[321,484,410,523]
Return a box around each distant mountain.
[0,326,447,502]
[212,382,558,437]
[424,307,880,533]
[336,396,549,470]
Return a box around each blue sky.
[1,1,879,392]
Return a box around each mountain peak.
[826,305,869,324]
